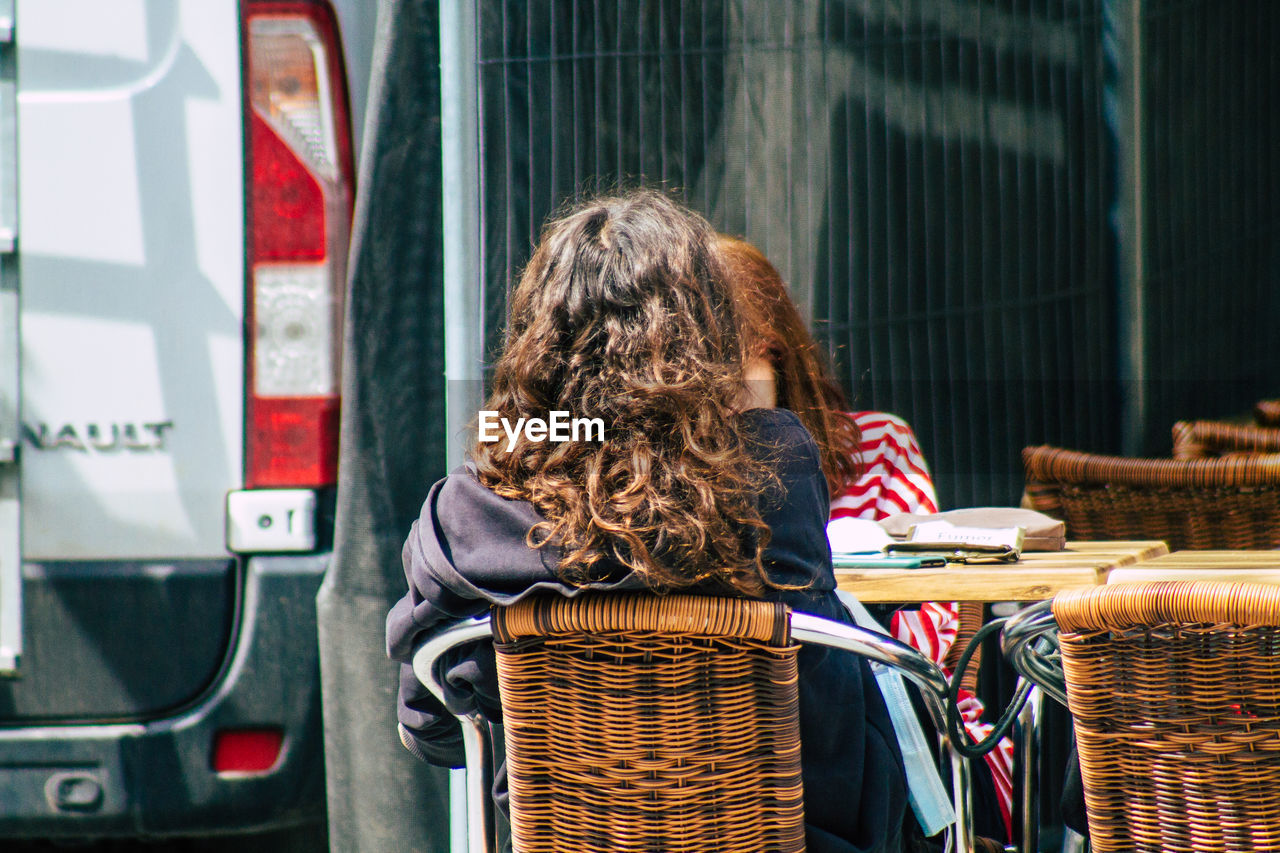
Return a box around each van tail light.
[243,1,353,488]
[212,727,285,774]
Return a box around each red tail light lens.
[243,1,353,488]
[212,728,285,774]
[251,112,326,262]
[250,396,340,486]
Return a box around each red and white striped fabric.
[830,412,1014,840]
[830,412,940,519]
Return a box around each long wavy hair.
[472,190,777,595]
[717,235,863,497]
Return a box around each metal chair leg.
[1016,685,1044,853]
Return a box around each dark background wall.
[470,0,1277,507]
[1130,0,1280,454]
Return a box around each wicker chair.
[413,593,976,853]
[1004,581,1280,852]
[1172,419,1280,459]
[1256,399,1280,427]
[1022,444,1280,549]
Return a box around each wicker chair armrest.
[1172,419,1280,459]
[999,600,1066,707]
[1170,420,1204,459]
[411,615,496,853]
[1053,580,1280,631]
[1023,443,1280,488]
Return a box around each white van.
[0,0,372,838]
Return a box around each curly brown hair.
[717,235,863,497]
[472,190,778,596]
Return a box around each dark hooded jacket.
[386,408,909,852]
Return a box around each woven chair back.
[491,593,805,853]
[1052,582,1280,852]
[942,600,985,695]
[1173,420,1280,459]
[1022,445,1280,549]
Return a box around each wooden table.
[834,540,1169,602]
[1107,549,1280,585]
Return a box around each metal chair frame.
[413,606,978,853]
[996,600,1068,853]
[1001,599,1067,709]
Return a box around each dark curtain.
[317,0,451,849]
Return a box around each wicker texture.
[1174,420,1280,459]
[1256,399,1280,427]
[492,594,804,853]
[943,600,985,695]
[1022,445,1280,549]
[1052,582,1280,852]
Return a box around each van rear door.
[4,0,244,715]
[17,0,244,562]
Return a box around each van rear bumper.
[0,554,329,838]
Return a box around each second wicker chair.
[1006,581,1280,853]
[1022,445,1280,549]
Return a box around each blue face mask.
[836,591,958,840]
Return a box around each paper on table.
[889,520,1026,563]
[826,517,895,555]
[908,520,1025,550]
